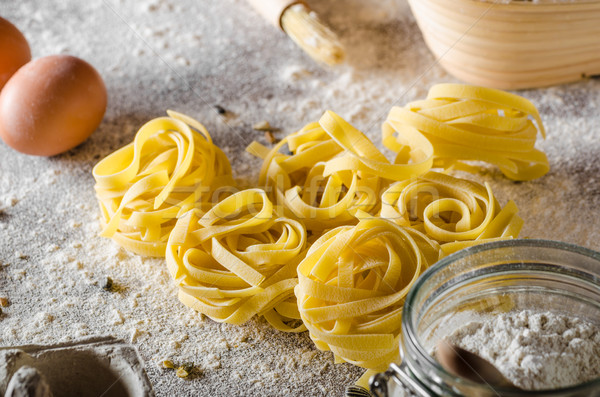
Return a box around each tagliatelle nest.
[384,84,549,181]
[247,110,433,233]
[380,170,523,254]
[166,189,307,332]
[295,218,441,371]
[93,111,234,257]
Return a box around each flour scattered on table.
[1,0,600,396]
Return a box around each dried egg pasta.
[93,111,234,257]
[295,218,440,370]
[166,189,307,332]
[92,82,549,378]
[384,84,549,181]
[381,170,523,253]
[247,110,433,232]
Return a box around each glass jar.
[370,239,600,397]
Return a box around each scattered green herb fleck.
[181,362,194,373]
[103,277,114,292]
[162,360,175,369]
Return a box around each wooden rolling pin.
[247,0,345,65]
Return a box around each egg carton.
[0,337,154,397]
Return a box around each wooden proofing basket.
[407,0,600,89]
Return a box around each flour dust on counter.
[1,0,600,396]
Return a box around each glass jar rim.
[401,238,600,395]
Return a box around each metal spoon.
[435,340,521,389]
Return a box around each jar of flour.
[370,239,600,397]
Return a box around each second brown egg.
[0,54,107,156]
[0,17,31,90]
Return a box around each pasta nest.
[247,110,433,233]
[93,111,234,257]
[166,189,308,332]
[384,84,549,181]
[380,170,523,254]
[295,218,440,370]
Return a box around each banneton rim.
[408,0,600,89]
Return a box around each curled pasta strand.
[247,111,433,233]
[384,84,549,181]
[93,111,234,257]
[166,189,308,332]
[380,171,523,252]
[295,218,441,370]
[319,111,433,180]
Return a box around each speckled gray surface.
[0,0,599,396]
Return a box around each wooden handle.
[247,0,307,29]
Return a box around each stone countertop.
[1,0,599,396]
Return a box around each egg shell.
[0,17,31,90]
[0,54,107,156]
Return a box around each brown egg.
[0,17,31,90]
[0,55,107,156]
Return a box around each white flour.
[444,310,600,390]
[1,0,600,396]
